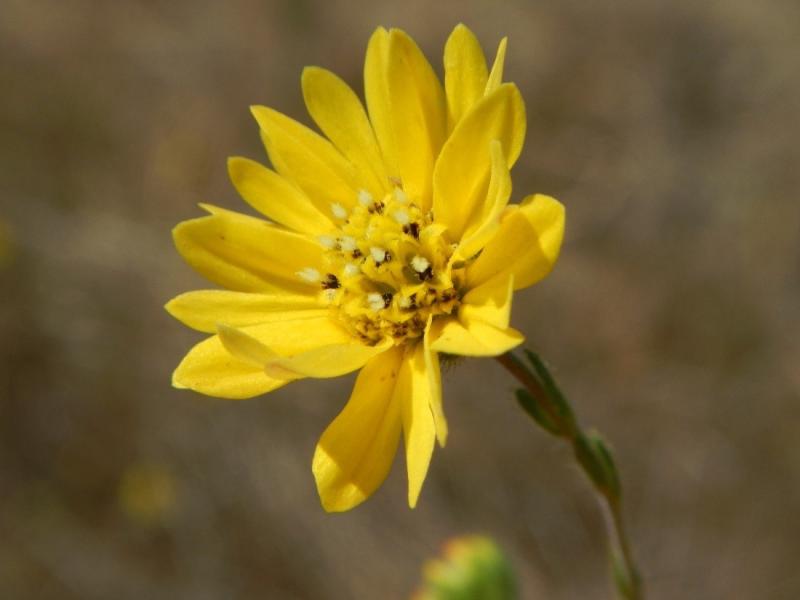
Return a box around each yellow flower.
[167,24,565,512]
[118,463,177,524]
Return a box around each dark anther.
[382,292,393,308]
[408,293,418,310]
[322,273,340,290]
[352,249,363,259]
[403,222,420,239]
[418,266,434,282]
[367,201,385,215]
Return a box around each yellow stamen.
[317,187,463,344]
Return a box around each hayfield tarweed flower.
[167,24,565,512]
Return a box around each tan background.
[2,0,799,598]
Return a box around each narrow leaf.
[515,388,562,435]
[522,349,576,430]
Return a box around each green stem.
[496,352,643,600]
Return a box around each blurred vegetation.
[1,1,799,598]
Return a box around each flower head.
[167,24,565,512]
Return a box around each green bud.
[414,535,518,600]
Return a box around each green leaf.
[591,434,621,500]
[515,388,562,435]
[522,349,575,432]
[612,550,642,600]
[573,432,621,500]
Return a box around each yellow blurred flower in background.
[118,463,176,525]
[167,24,564,512]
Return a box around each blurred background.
[1,0,798,598]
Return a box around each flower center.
[299,186,463,344]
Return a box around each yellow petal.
[301,66,388,197]
[267,339,392,379]
[454,140,512,260]
[485,37,508,95]
[172,205,324,293]
[216,316,353,355]
[216,319,385,379]
[364,27,392,180]
[423,320,447,447]
[460,273,514,330]
[432,83,525,241]
[429,316,524,357]
[166,290,326,333]
[251,105,361,214]
[365,27,446,208]
[465,194,565,291]
[227,157,334,235]
[172,334,288,399]
[217,323,280,367]
[313,346,404,512]
[396,342,438,508]
[444,24,488,129]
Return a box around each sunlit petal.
[466,194,565,291]
[302,66,388,197]
[166,290,325,333]
[251,105,362,213]
[429,316,524,357]
[173,205,324,294]
[444,24,489,129]
[313,347,404,512]
[396,342,438,508]
[227,157,334,235]
[432,83,525,241]
[172,334,288,399]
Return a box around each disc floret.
[298,186,462,344]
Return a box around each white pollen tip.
[370,246,387,263]
[339,236,356,252]
[367,293,385,311]
[358,190,373,206]
[392,210,410,225]
[411,255,430,273]
[296,267,320,282]
[343,263,360,277]
[331,203,348,219]
[317,235,336,249]
[398,296,411,308]
[393,188,408,204]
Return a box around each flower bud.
[414,535,518,600]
